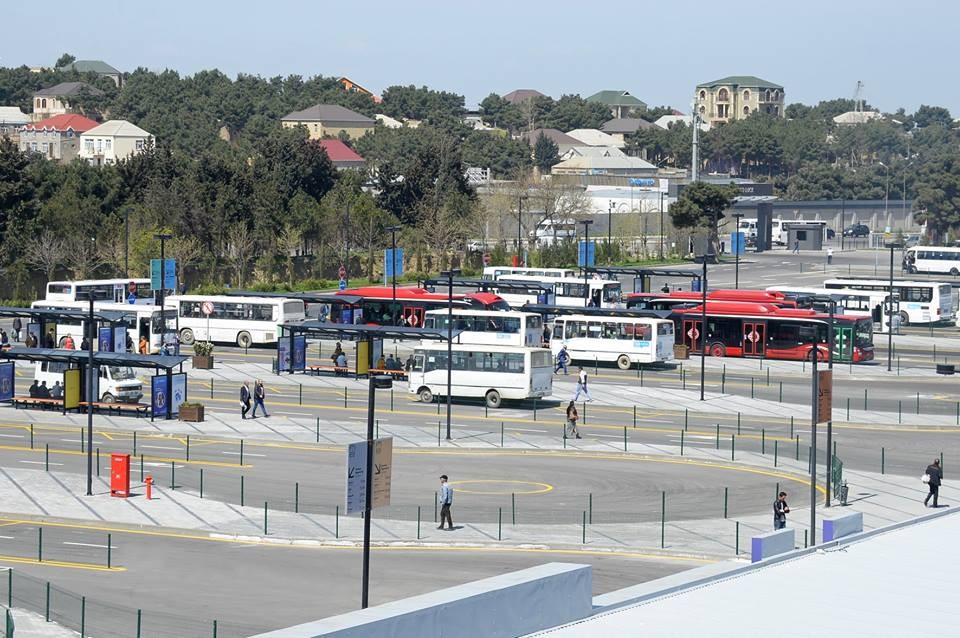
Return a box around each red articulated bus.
[331,286,511,326]
[672,301,874,363]
[626,289,799,311]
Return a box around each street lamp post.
[824,297,835,508]
[84,292,94,496]
[607,200,613,251]
[699,253,708,401]
[386,226,401,325]
[124,208,130,278]
[659,192,665,260]
[731,213,744,289]
[886,242,904,371]
[154,233,173,355]
[441,268,461,440]
[361,374,393,608]
[580,220,593,307]
[810,341,818,545]
[840,198,845,251]
[516,195,527,266]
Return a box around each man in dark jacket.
[924,459,943,508]
[773,491,790,529]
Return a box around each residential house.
[281,104,375,140]
[601,118,655,147]
[0,106,30,142]
[32,82,104,121]
[57,60,122,87]
[565,128,623,148]
[375,114,404,129]
[585,90,646,119]
[318,139,365,170]
[559,146,627,162]
[503,89,546,104]
[520,128,582,157]
[654,114,710,132]
[550,154,657,177]
[337,76,380,102]
[19,113,99,161]
[695,76,785,125]
[833,111,882,126]
[79,120,153,166]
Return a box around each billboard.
[151,375,169,418]
[0,362,13,402]
[292,335,306,372]
[171,373,187,416]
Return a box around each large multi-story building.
[694,76,784,125]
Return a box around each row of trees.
[479,92,674,133]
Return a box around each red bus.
[673,301,874,362]
[627,289,798,311]
[331,287,511,326]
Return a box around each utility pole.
[691,100,700,183]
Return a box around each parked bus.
[823,278,954,325]
[423,310,544,347]
[494,275,623,308]
[45,278,154,304]
[626,289,798,311]
[903,246,960,276]
[330,287,511,327]
[764,286,900,333]
[551,314,675,369]
[408,344,553,408]
[482,266,578,281]
[672,301,874,363]
[169,295,306,348]
[30,300,166,351]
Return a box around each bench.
[307,365,351,377]
[368,368,407,380]
[12,397,64,411]
[79,401,150,417]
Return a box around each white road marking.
[19,460,63,466]
[140,445,182,451]
[143,462,184,468]
[222,451,266,457]
[0,536,14,540]
[509,428,548,433]
[0,434,23,439]
[63,542,115,549]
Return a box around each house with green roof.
[585,90,646,119]
[694,76,784,125]
[57,60,122,87]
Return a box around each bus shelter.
[276,323,460,378]
[519,305,671,321]
[0,348,188,419]
[0,306,130,350]
[583,267,702,293]
[420,277,555,305]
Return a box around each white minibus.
[551,315,675,369]
[168,295,306,347]
[423,310,544,347]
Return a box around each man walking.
[252,380,269,418]
[773,491,790,529]
[573,366,592,402]
[240,381,252,419]
[438,475,454,530]
[555,345,570,375]
[12,317,21,342]
[924,458,943,508]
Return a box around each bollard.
[264,502,268,535]
[376,419,379,439]
[6,567,10,607]
[240,475,245,506]
[633,405,636,428]
[916,392,920,415]
[512,493,516,525]
[774,440,779,467]
[588,493,593,525]
[140,455,144,483]
[735,521,740,555]
[45,581,49,622]
[582,402,586,424]
[437,421,441,446]
[435,492,438,523]
[581,510,586,545]
[737,412,741,435]
[731,434,735,461]
[200,469,204,499]
[766,368,770,386]
[795,436,800,460]
[715,424,720,449]
[335,505,339,538]
[295,482,299,513]
[170,460,175,489]
[750,377,754,399]
[213,620,218,638]
[498,507,503,541]
[623,426,627,451]
[133,431,137,456]
[137,609,142,638]
[107,533,112,569]
[804,529,808,548]
[500,421,504,447]
[344,386,347,408]
[881,447,885,474]
[790,416,794,438]
[485,404,488,419]
[29,424,33,449]
[684,409,688,430]
[299,384,303,406]
[864,388,868,410]
[660,491,666,548]
[38,527,42,562]
[417,506,421,540]
[240,439,244,466]
[680,430,685,455]
[898,400,902,424]
[723,486,728,518]
[81,597,85,637]
[186,435,190,461]
[533,398,538,421]
[682,369,686,389]
[779,381,783,403]
[81,427,84,453]
[96,448,100,476]
[846,398,850,421]
[210,378,214,399]
[390,388,394,412]
[45,444,49,471]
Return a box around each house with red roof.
[318,139,365,170]
[19,113,99,162]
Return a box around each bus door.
[403,306,425,328]
[682,319,702,352]
[742,322,766,356]
[833,326,853,362]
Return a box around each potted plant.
[179,401,205,422]
[192,341,214,369]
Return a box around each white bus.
[408,344,553,408]
[482,266,578,281]
[30,300,166,351]
[823,278,954,325]
[423,310,544,347]
[168,295,306,348]
[764,286,900,333]
[495,275,623,308]
[903,246,960,276]
[45,278,155,304]
[551,315,675,369]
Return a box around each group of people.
[239,380,269,419]
[375,353,404,371]
[27,379,63,399]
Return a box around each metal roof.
[519,305,670,320]
[421,278,554,293]
[0,347,187,370]
[0,306,128,322]
[282,322,460,342]
[584,267,702,279]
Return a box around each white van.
[532,219,577,246]
[33,361,144,404]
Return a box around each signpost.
[150,258,177,292]
[817,370,833,424]
[384,248,404,284]
[346,437,393,515]
[577,240,596,268]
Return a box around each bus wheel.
[418,387,433,403]
[899,311,910,327]
[951,268,959,277]
[617,354,631,370]
[236,331,252,348]
[179,328,195,345]
[709,343,726,357]
[101,393,115,404]
[485,390,502,409]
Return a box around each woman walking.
[565,400,581,439]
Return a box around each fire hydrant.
[145,475,153,500]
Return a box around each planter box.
[192,355,214,369]
[179,405,204,422]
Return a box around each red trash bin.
[110,453,131,498]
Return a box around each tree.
[223,222,256,287]
[55,53,76,68]
[914,155,960,238]
[64,235,104,279]
[533,132,559,171]
[669,183,739,253]
[913,105,953,129]
[23,231,67,281]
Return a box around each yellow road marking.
[449,480,554,495]
[0,444,246,468]
[0,554,124,572]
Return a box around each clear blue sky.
[2,0,954,114]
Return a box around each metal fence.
[0,568,266,638]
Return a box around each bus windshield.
[110,366,137,381]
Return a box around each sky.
[2,0,956,115]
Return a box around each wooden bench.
[368,368,407,380]
[12,397,64,411]
[307,365,351,377]
[80,401,150,417]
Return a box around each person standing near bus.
[252,380,269,418]
[138,335,148,355]
[565,400,581,439]
[573,367,593,402]
[542,324,551,348]
[240,381,252,419]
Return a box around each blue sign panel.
[114,327,127,353]
[171,373,187,416]
[731,232,746,256]
[150,258,177,291]
[338,278,347,291]
[98,326,113,352]
[578,241,596,268]
[0,362,14,402]
[151,375,169,418]
[384,248,404,279]
[293,335,306,372]
[629,178,656,186]
[277,338,291,372]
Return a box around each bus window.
[635,324,652,341]
[587,322,602,338]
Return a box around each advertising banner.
[151,375,169,418]
[171,373,187,416]
[26,323,40,348]
[0,362,14,402]
[63,368,80,410]
[292,335,306,372]
[98,326,113,352]
[277,339,290,372]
